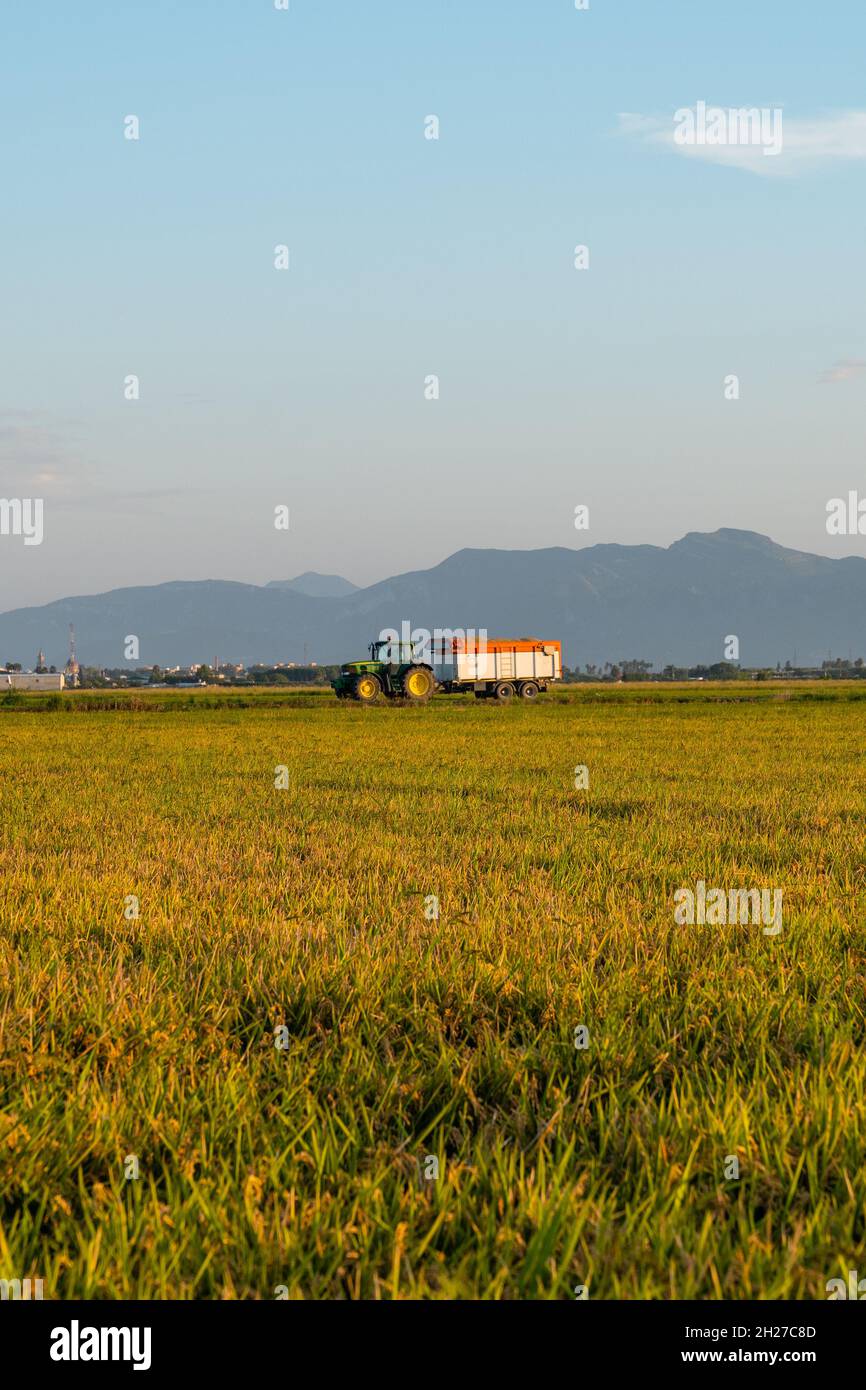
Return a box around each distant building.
[2,671,65,691]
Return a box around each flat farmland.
[1,685,864,1299]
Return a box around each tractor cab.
[368,639,417,667]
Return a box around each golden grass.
[0,685,864,1298]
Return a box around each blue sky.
[1,0,865,606]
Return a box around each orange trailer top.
[451,637,562,654]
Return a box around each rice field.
[1,684,864,1299]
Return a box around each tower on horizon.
[64,624,80,688]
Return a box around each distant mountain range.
[2,530,864,670]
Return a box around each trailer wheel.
[518,681,539,701]
[494,681,515,702]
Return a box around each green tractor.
[332,639,437,705]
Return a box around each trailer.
[436,637,562,701]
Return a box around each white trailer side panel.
[454,647,560,682]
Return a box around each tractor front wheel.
[351,673,382,704]
[402,666,436,702]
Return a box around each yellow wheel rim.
[406,669,428,696]
[358,677,377,699]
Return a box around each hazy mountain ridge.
[2,530,864,669]
[264,572,359,597]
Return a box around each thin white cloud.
[0,411,91,495]
[618,109,866,176]
[818,358,866,384]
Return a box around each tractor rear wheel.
[351,673,382,704]
[518,681,539,700]
[402,665,436,702]
[494,681,515,702]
